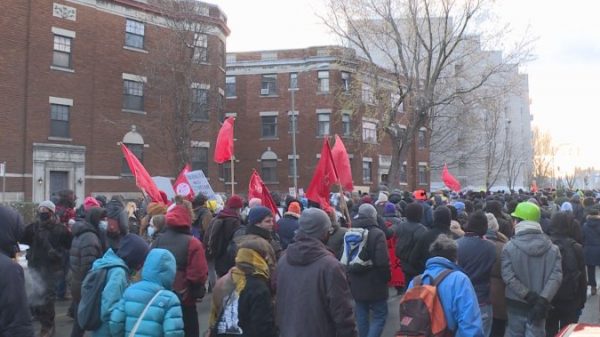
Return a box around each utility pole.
[289,87,298,197]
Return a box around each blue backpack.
[77,266,125,330]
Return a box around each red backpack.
[396,269,454,337]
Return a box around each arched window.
[122,125,144,175]
[260,149,278,183]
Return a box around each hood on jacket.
[141,248,176,289]
[91,248,128,271]
[424,256,464,274]
[514,220,542,235]
[71,219,98,237]
[285,234,331,266]
[0,205,24,258]
[217,207,240,219]
[511,224,553,257]
[352,215,378,229]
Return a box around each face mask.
[98,220,108,231]
[39,213,51,222]
[147,226,155,237]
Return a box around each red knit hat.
[166,204,192,227]
[83,197,100,211]
[226,195,244,209]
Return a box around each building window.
[220,162,231,181]
[362,121,377,143]
[418,129,427,149]
[318,71,329,93]
[418,165,428,185]
[122,143,143,175]
[261,74,277,96]
[342,113,351,137]
[288,157,299,178]
[261,159,277,183]
[341,71,351,93]
[225,76,236,97]
[400,163,407,183]
[125,19,144,49]
[362,84,374,104]
[317,113,330,136]
[217,39,225,68]
[191,147,208,173]
[288,114,298,133]
[123,80,144,111]
[191,88,209,120]
[52,35,72,68]
[289,73,298,89]
[192,33,208,63]
[50,104,70,138]
[261,116,277,138]
[362,160,372,183]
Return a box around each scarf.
[231,247,270,294]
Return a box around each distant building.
[225,46,430,194]
[0,0,229,202]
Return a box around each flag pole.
[230,157,235,195]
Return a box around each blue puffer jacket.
[109,249,184,337]
[90,249,129,337]
[408,257,484,337]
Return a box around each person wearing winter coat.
[0,205,34,337]
[151,203,208,337]
[91,234,149,337]
[69,207,106,337]
[205,195,244,277]
[348,203,390,337]
[382,202,405,291]
[409,206,454,275]
[276,208,357,337]
[105,196,129,250]
[456,211,496,337]
[326,214,348,260]
[140,202,168,240]
[546,212,587,336]
[191,193,213,241]
[413,190,433,227]
[21,201,72,337]
[501,202,562,337]
[234,206,281,263]
[484,213,509,337]
[582,208,600,295]
[394,202,427,284]
[276,201,301,249]
[407,234,484,337]
[209,240,277,337]
[109,248,184,337]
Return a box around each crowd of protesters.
[0,186,598,337]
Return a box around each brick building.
[0,0,229,202]
[225,46,430,195]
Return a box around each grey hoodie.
[501,220,562,305]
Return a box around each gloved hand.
[528,297,550,322]
[524,291,540,305]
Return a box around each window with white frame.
[123,79,144,111]
[191,146,208,173]
[261,116,277,138]
[362,84,374,104]
[418,164,428,185]
[362,160,372,183]
[289,73,298,89]
[193,33,208,63]
[341,71,351,93]
[318,71,329,93]
[125,19,144,49]
[317,113,330,136]
[342,112,351,137]
[261,74,277,96]
[225,76,236,97]
[191,88,209,120]
[261,150,278,183]
[362,121,377,143]
[53,35,72,68]
[50,104,70,138]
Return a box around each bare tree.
[321,0,533,188]
[532,126,556,187]
[505,136,525,191]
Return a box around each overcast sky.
[207,0,600,173]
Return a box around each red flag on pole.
[248,169,280,217]
[121,144,163,202]
[442,164,461,192]
[306,138,339,211]
[331,134,353,192]
[214,117,235,164]
[173,164,194,201]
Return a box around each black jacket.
[21,219,71,271]
[347,216,390,301]
[409,226,453,275]
[0,254,34,337]
[69,219,103,301]
[276,213,299,250]
[394,220,427,278]
[238,275,278,337]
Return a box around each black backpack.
[552,237,581,301]
[77,266,125,330]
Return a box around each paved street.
[45,286,599,336]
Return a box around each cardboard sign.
[185,170,217,200]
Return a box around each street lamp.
[289,87,298,197]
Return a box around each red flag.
[214,117,235,164]
[248,169,280,217]
[442,164,461,192]
[121,144,163,202]
[306,138,339,210]
[331,135,353,192]
[173,164,194,201]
